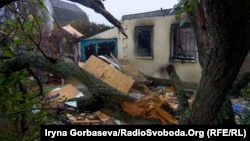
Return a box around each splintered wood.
[121,93,179,125]
[80,55,135,94]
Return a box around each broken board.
[80,55,135,94]
[118,59,150,83]
[47,84,82,103]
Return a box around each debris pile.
[231,98,250,124]
[45,55,195,125]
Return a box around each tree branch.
[166,64,189,115]
[0,52,165,124]
[187,2,211,69]
[68,0,128,38]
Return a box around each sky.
[62,0,179,26]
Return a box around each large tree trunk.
[181,0,250,124]
[0,52,162,124]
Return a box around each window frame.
[80,38,118,62]
[170,23,197,63]
[134,26,154,59]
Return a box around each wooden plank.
[78,62,85,68]
[81,55,135,94]
[95,111,114,125]
[47,84,82,103]
[71,120,100,124]
[62,24,84,38]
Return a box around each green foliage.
[172,0,198,25]
[230,73,250,97]
[61,36,67,45]
[238,81,250,124]
[229,73,250,124]
[241,83,250,99]
[0,71,46,140]
[0,1,59,140]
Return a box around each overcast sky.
[62,0,179,26]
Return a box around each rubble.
[231,98,250,124]
[45,55,196,125]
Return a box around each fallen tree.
[1,0,249,125]
[67,0,250,124]
[1,52,167,124]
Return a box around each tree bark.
[213,96,236,124]
[181,0,250,124]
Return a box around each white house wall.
[86,12,202,84]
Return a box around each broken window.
[80,38,117,62]
[135,26,153,59]
[170,23,196,62]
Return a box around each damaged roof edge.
[62,24,84,38]
[121,9,174,21]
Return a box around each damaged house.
[81,8,250,88]
[46,8,250,125]
[80,9,201,88]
